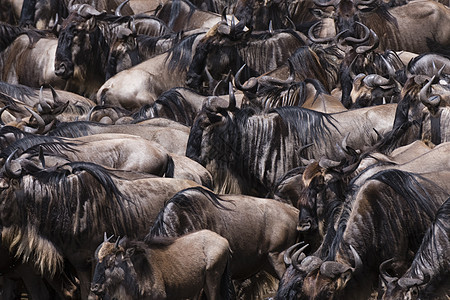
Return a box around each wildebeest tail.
[164,155,175,178]
[221,250,236,300]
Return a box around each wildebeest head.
[91,236,138,299]
[311,0,392,38]
[350,73,401,107]
[300,245,363,299]
[186,20,306,95]
[104,27,138,80]
[54,8,108,81]
[186,82,238,164]
[378,258,424,300]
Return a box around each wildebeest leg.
[203,252,229,300]
[14,263,52,299]
[0,276,21,300]
[44,271,80,300]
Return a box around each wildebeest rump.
[147,186,300,282]
[0,158,200,299]
[91,230,235,299]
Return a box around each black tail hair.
[220,252,236,300]
[164,155,175,178]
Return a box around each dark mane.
[0,81,37,102]
[48,121,107,138]
[408,197,450,279]
[166,32,204,72]
[164,0,197,30]
[136,32,180,57]
[0,23,26,52]
[328,169,444,260]
[272,106,337,146]
[132,88,196,125]
[0,134,77,159]
[147,186,232,238]
[254,81,307,109]
[5,161,135,240]
[270,166,306,193]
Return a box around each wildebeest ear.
[206,111,223,124]
[86,16,97,31]
[0,178,9,189]
[338,269,352,288]
[125,247,135,257]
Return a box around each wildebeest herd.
[0,0,449,298]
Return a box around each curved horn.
[313,0,338,7]
[228,82,236,110]
[259,62,295,86]
[77,4,103,17]
[344,21,370,45]
[0,105,10,125]
[115,0,130,16]
[291,244,309,271]
[213,80,224,96]
[104,232,114,242]
[355,0,376,6]
[320,261,351,278]
[350,245,362,270]
[318,156,342,169]
[49,85,61,103]
[355,29,379,54]
[308,21,335,44]
[335,29,352,52]
[204,66,215,90]
[379,258,398,284]
[221,7,228,23]
[363,74,392,87]
[283,242,305,265]
[381,55,397,78]
[268,20,274,35]
[286,16,296,30]
[419,75,435,103]
[234,64,258,92]
[5,149,21,178]
[398,277,424,289]
[38,86,52,114]
[115,236,121,248]
[86,105,96,121]
[25,107,46,134]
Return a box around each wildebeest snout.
[54,61,74,79]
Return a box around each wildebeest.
[0,23,66,89]
[155,0,231,32]
[1,132,174,177]
[0,155,200,299]
[54,6,172,99]
[311,0,450,54]
[47,120,190,155]
[186,20,308,94]
[0,82,95,125]
[18,0,135,29]
[187,90,400,195]
[96,30,207,110]
[235,45,343,98]
[146,186,300,295]
[104,29,188,80]
[277,166,450,300]
[380,197,450,300]
[130,86,205,126]
[90,230,235,299]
